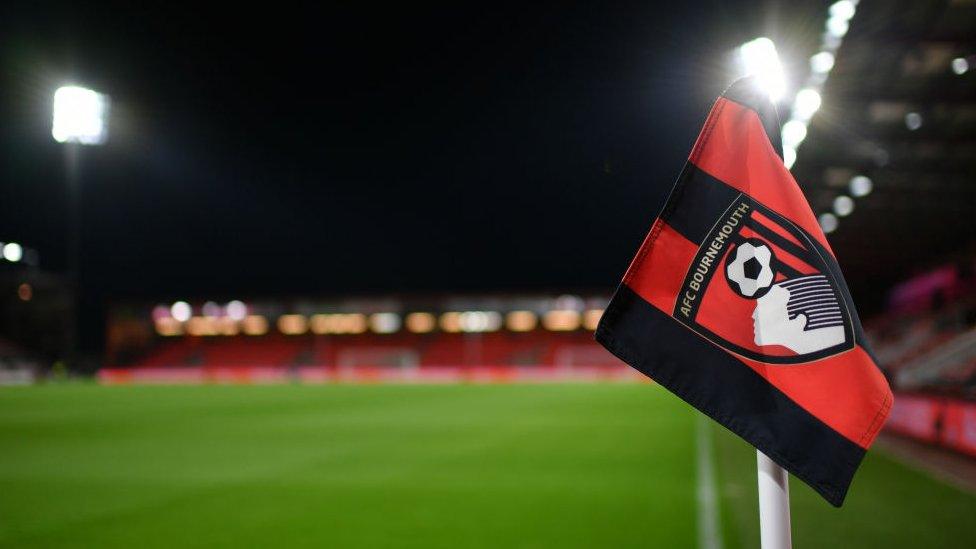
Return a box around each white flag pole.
[757,450,792,549]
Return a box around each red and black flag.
[595,78,892,506]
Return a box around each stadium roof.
[790,0,976,310]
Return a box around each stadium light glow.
[439,312,462,333]
[309,314,330,334]
[187,316,219,336]
[905,112,923,131]
[242,315,270,336]
[369,312,401,334]
[819,213,839,234]
[543,310,581,332]
[833,195,855,217]
[739,37,787,101]
[826,16,850,38]
[216,317,239,336]
[278,314,309,335]
[309,313,367,335]
[2,242,23,262]
[829,0,856,21]
[506,310,538,332]
[405,312,436,333]
[459,311,502,333]
[849,175,873,197]
[783,146,797,169]
[952,57,970,75]
[346,314,369,334]
[226,300,247,321]
[781,120,808,149]
[786,2,855,171]
[170,301,192,322]
[52,86,109,145]
[792,88,822,121]
[582,309,604,331]
[155,317,183,336]
[810,51,835,74]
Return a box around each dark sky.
[1,1,820,311]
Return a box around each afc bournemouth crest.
[672,195,855,364]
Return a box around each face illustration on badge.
[673,198,855,364]
[725,239,847,355]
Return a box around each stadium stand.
[124,331,621,371]
[866,259,976,398]
[863,258,976,457]
[101,295,633,384]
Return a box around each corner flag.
[595,77,892,506]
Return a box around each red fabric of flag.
[596,78,892,507]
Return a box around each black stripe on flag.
[747,217,810,261]
[662,165,741,246]
[595,284,865,507]
[722,77,784,160]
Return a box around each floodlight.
[242,315,270,336]
[826,16,849,38]
[216,317,239,336]
[783,146,797,169]
[369,312,401,334]
[582,309,604,331]
[170,301,192,322]
[542,310,581,331]
[739,37,787,101]
[833,195,855,217]
[155,318,183,337]
[829,1,856,21]
[277,314,309,335]
[849,175,873,197]
[439,312,462,333]
[459,311,502,333]
[792,89,822,121]
[905,112,923,131]
[405,312,436,334]
[52,86,109,145]
[818,213,839,234]
[781,120,808,149]
[226,300,248,321]
[952,57,969,75]
[2,242,23,262]
[506,311,538,332]
[810,52,835,74]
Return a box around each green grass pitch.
[0,384,972,548]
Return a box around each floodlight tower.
[52,85,110,365]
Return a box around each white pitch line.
[697,414,724,549]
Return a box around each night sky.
[0,2,825,324]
